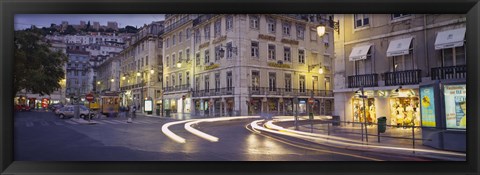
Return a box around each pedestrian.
[131,106,137,119]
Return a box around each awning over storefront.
[434,28,466,50]
[386,37,413,57]
[349,44,372,61]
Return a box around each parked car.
[56,105,92,119]
[49,104,64,111]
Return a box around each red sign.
[308,98,315,104]
[86,94,94,102]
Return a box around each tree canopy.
[14,29,68,97]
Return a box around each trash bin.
[377,116,387,133]
[165,109,171,117]
[331,115,340,126]
[156,108,160,116]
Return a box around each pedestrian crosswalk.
[16,118,164,127]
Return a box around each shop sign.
[444,84,466,129]
[365,90,375,97]
[420,86,436,127]
[144,100,153,112]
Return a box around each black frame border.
[1,0,479,174]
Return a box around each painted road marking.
[64,120,79,125]
[40,121,49,126]
[53,121,64,126]
[26,122,34,127]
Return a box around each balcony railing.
[192,87,235,97]
[164,84,190,93]
[431,65,466,80]
[384,69,422,86]
[347,74,378,88]
[248,87,333,97]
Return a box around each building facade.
[119,21,164,113]
[333,14,466,151]
[162,14,335,116]
[65,49,93,103]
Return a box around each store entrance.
[389,97,420,127]
[352,98,375,123]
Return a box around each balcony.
[431,65,466,80]
[347,74,379,88]
[164,84,190,93]
[384,69,422,86]
[248,87,333,97]
[192,87,235,97]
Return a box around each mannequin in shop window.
[369,104,376,124]
[405,102,414,126]
[395,100,405,127]
[414,103,420,126]
[353,104,359,122]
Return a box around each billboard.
[444,84,466,129]
[144,100,153,112]
[420,86,436,127]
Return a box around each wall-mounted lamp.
[395,86,403,92]
[219,44,238,58]
[308,63,322,74]
[150,69,155,74]
[176,61,182,68]
[111,78,114,82]
[122,75,126,80]
[97,81,101,85]
[137,72,141,77]
[316,18,340,37]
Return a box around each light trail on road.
[246,120,383,161]
[161,119,196,143]
[251,118,466,158]
[184,116,260,142]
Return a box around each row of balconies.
[192,87,235,97]
[347,65,466,88]
[249,87,333,97]
[163,84,191,93]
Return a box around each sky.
[14,14,165,30]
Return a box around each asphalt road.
[14,111,433,161]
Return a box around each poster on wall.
[144,100,153,112]
[420,86,436,127]
[444,84,466,129]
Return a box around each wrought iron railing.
[347,74,378,88]
[248,87,333,97]
[192,87,235,97]
[384,69,422,86]
[431,65,466,80]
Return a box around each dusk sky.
[14,14,165,30]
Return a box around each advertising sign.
[144,100,153,112]
[420,86,436,127]
[444,84,466,129]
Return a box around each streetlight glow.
[319,67,324,74]
[97,81,101,85]
[122,76,126,80]
[317,25,326,37]
[137,72,141,77]
[111,78,114,82]
[176,62,182,68]
[150,69,154,74]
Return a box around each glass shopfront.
[352,98,375,123]
[389,97,420,127]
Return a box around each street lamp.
[150,69,155,74]
[317,18,340,36]
[356,86,369,143]
[176,61,182,68]
[308,63,322,73]
[111,78,114,82]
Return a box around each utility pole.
[361,86,368,143]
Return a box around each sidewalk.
[134,112,213,120]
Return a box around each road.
[15,111,436,161]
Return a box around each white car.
[56,105,92,119]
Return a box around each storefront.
[352,97,375,123]
[388,89,420,127]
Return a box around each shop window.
[389,96,420,127]
[352,98,376,123]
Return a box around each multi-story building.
[333,14,466,151]
[162,14,335,116]
[119,21,164,113]
[107,21,118,30]
[65,49,93,103]
[96,53,120,93]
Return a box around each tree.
[14,29,68,97]
[62,25,77,35]
[125,25,138,33]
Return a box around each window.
[172,74,176,87]
[186,72,190,86]
[204,49,210,64]
[227,71,233,91]
[250,15,259,29]
[268,44,276,60]
[215,45,221,61]
[172,54,176,67]
[251,41,259,58]
[195,29,201,43]
[297,24,305,40]
[178,31,182,43]
[179,73,183,85]
[195,76,200,91]
[299,75,306,92]
[215,73,220,92]
[166,38,170,47]
[269,72,276,91]
[354,14,370,28]
[391,14,411,20]
[82,71,86,76]
[166,56,169,67]
[196,52,201,66]
[442,46,466,67]
[298,49,305,64]
[285,74,292,92]
[74,70,78,76]
[166,76,169,88]
[226,15,233,31]
[142,42,144,51]
[252,71,260,89]
[226,42,233,59]
[284,47,291,62]
[214,19,221,38]
[267,17,276,34]
[179,51,183,62]
[282,22,291,36]
[312,76,318,90]
[186,49,190,61]
[172,34,176,45]
[146,56,148,66]
[204,75,210,91]
[186,28,191,39]
[204,25,210,41]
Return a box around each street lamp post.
[359,86,369,143]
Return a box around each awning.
[349,44,372,61]
[386,37,413,57]
[434,28,466,50]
